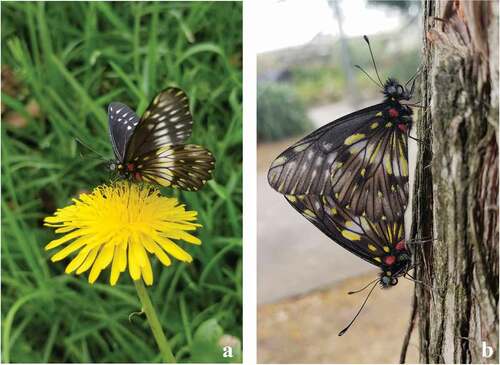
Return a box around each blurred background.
[1,2,241,363]
[257,0,421,363]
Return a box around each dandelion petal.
[154,235,193,262]
[76,247,99,275]
[51,238,87,262]
[110,243,127,286]
[128,242,141,281]
[66,248,91,274]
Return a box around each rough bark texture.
[412,1,499,363]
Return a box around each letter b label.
[482,341,494,358]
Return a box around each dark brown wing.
[108,102,141,162]
[134,144,215,191]
[126,88,194,160]
[268,103,409,221]
[285,194,405,267]
[124,88,214,191]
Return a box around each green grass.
[1,1,242,363]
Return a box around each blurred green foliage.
[259,35,421,107]
[257,82,313,142]
[1,1,242,363]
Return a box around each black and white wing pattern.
[268,103,410,222]
[131,144,215,191]
[126,88,194,159]
[108,103,140,162]
[285,194,410,270]
[108,88,215,191]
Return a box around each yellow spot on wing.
[344,133,365,145]
[376,112,383,117]
[399,140,408,176]
[303,209,316,218]
[286,195,297,202]
[384,155,393,174]
[374,257,382,263]
[385,122,393,128]
[371,122,379,129]
[331,207,337,215]
[271,156,287,167]
[360,168,366,177]
[293,143,309,152]
[383,246,390,253]
[342,230,361,241]
[368,244,377,252]
[369,141,382,164]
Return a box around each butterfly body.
[108,88,215,191]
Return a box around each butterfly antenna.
[404,66,422,87]
[404,272,434,293]
[75,138,107,161]
[338,280,378,336]
[354,64,382,89]
[363,35,384,87]
[347,277,379,295]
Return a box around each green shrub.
[257,82,313,142]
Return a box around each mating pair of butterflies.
[268,38,416,305]
[107,87,214,191]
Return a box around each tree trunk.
[409,0,499,363]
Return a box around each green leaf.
[190,319,242,363]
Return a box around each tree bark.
[410,1,499,363]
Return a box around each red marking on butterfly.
[127,163,135,171]
[384,255,396,265]
[134,172,142,180]
[398,124,408,133]
[388,108,399,118]
[395,240,406,251]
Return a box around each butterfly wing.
[126,88,194,159]
[268,103,409,221]
[133,144,215,191]
[285,194,405,268]
[108,102,141,162]
[122,88,214,190]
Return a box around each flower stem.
[134,279,176,363]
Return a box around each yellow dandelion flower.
[44,182,201,286]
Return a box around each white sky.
[256,0,403,53]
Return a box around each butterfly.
[107,87,215,191]
[284,193,413,335]
[285,194,412,285]
[268,37,416,222]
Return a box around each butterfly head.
[379,253,412,288]
[380,273,399,288]
[108,160,127,178]
[383,78,413,101]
